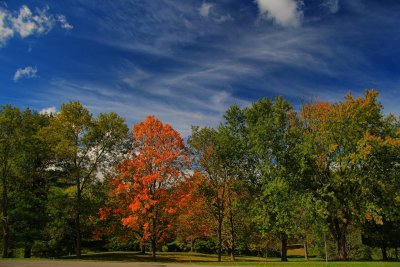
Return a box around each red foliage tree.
[99,115,191,260]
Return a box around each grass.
[58,251,400,267]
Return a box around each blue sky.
[1,0,400,136]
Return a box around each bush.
[194,238,217,254]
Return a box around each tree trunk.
[24,244,32,258]
[330,219,348,260]
[304,239,309,261]
[190,237,194,253]
[2,218,9,258]
[230,248,235,262]
[281,234,288,262]
[141,243,146,254]
[336,228,347,260]
[75,183,82,259]
[229,207,235,262]
[151,238,157,261]
[395,247,398,261]
[217,217,222,262]
[381,247,388,261]
[2,167,9,258]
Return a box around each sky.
[1,0,400,136]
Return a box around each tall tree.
[40,101,129,258]
[102,115,191,261]
[10,109,52,258]
[0,105,21,258]
[245,96,301,261]
[188,126,229,262]
[358,114,400,260]
[299,90,386,259]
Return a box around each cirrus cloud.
[255,0,303,27]
[13,66,38,82]
[0,5,73,47]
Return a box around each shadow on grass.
[60,251,273,263]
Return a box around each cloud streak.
[0,5,72,47]
[13,66,38,82]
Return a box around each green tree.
[0,105,21,258]
[245,96,301,261]
[299,90,387,259]
[10,109,52,258]
[40,101,129,258]
[188,126,229,262]
[358,114,400,260]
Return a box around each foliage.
[40,101,129,258]
[100,115,191,261]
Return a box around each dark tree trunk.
[217,218,222,262]
[151,238,157,261]
[229,207,235,262]
[2,218,9,258]
[336,229,347,260]
[2,166,9,258]
[24,244,32,258]
[190,237,194,253]
[141,243,146,254]
[395,247,398,261]
[75,183,82,259]
[304,240,309,261]
[381,247,388,261]
[281,234,288,262]
[330,218,348,260]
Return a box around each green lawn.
[59,251,400,267]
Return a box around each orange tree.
[175,171,213,252]
[100,116,191,261]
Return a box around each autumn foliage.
[99,115,191,260]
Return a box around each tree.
[175,171,213,252]
[358,114,400,260]
[188,126,229,262]
[0,105,21,258]
[102,115,191,261]
[40,101,129,258]
[299,90,387,259]
[245,96,301,261]
[10,109,52,258]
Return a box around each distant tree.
[40,101,129,258]
[101,116,191,261]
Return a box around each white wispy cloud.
[255,0,303,27]
[20,0,399,136]
[0,5,73,47]
[199,2,214,17]
[0,9,13,45]
[45,79,226,137]
[39,106,57,115]
[57,14,73,30]
[13,66,38,82]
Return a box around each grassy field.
[59,251,400,267]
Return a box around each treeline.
[1,90,399,261]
